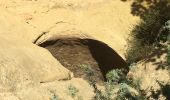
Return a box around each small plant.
[129,78,141,90]
[80,64,96,89]
[125,39,154,64]
[67,84,79,98]
[157,20,170,42]
[81,64,110,100]
[51,95,60,100]
[168,46,170,65]
[106,69,146,100]
[106,69,126,84]
[50,94,61,100]
[50,90,62,100]
[94,90,107,100]
[81,65,146,100]
[81,64,94,77]
[115,83,132,100]
[93,82,116,100]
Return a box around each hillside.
[0,0,169,100]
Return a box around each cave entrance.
[39,38,128,84]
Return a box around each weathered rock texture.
[0,0,139,99]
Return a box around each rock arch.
[39,38,128,83]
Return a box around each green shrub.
[126,0,170,63]
[94,90,108,100]
[93,82,116,100]
[125,39,154,63]
[115,83,134,100]
[168,46,170,65]
[106,68,147,100]
[104,82,114,100]
[81,65,145,100]
[126,9,160,63]
[80,64,96,87]
[67,84,79,98]
[106,69,125,84]
[81,64,94,76]
[51,94,61,100]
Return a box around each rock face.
[40,38,128,85]
[0,0,139,99]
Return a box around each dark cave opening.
[39,38,128,84]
